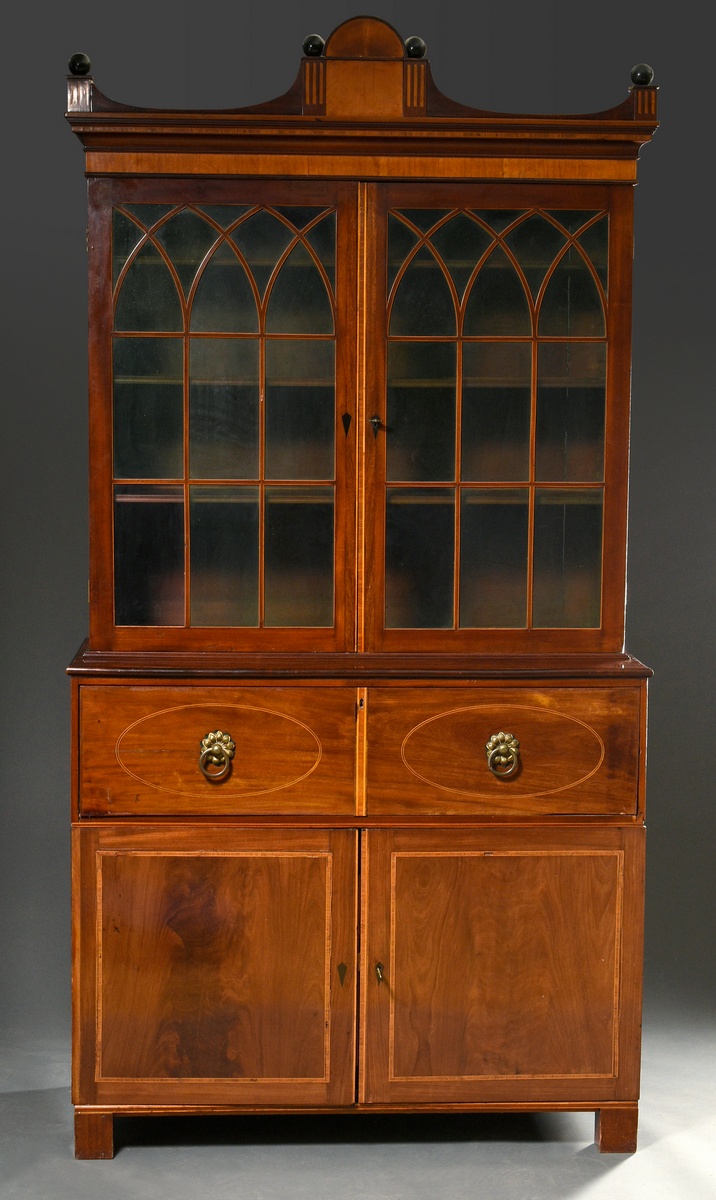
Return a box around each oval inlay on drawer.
[401,704,604,799]
[116,703,322,799]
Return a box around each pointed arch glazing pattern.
[111,201,338,630]
[384,205,609,632]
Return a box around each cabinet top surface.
[66,15,658,170]
[67,643,653,680]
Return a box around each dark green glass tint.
[532,489,603,627]
[112,202,337,630]
[385,489,455,628]
[387,343,455,482]
[113,338,183,479]
[264,488,334,626]
[536,344,606,482]
[459,490,529,627]
[389,245,456,336]
[190,487,259,626]
[114,242,183,331]
[114,486,184,625]
[156,211,221,296]
[462,343,531,482]
[386,206,608,631]
[190,242,258,333]
[463,246,531,336]
[190,339,259,479]
[265,341,335,480]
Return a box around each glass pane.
[504,214,566,300]
[273,206,328,230]
[430,213,494,298]
[539,247,605,337]
[389,246,456,336]
[385,488,454,628]
[266,242,334,334]
[463,246,531,336]
[398,209,449,234]
[113,337,183,479]
[190,486,259,626]
[304,214,336,292]
[387,342,455,482]
[264,487,334,627]
[123,204,174,229]
[114,242,183,332]
[114,486,184,625]
[113,210,145,288]
[459,489,529,627]
[546,210,600,235]
[197,205,251,228]
[190,338,259,479]
[387,214,420,292]
[472,210,525,235]
[532,489,603,628]
[231,210,295,296]
[578,217,609,291]
[156,210,220,297]
[265,340,335,480]
[536,344,606,482]
[462,342,531,482]
[190,242,258,333]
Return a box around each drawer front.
[366,686,641,815]
[79,685,358,815]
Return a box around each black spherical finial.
[405,36,427,59]
[303,33,325,57]
[68,52,92,76]
[630,62,654,86]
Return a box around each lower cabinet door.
[361,826,644,1105]
[74,825,358,1107]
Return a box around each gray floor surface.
[1,1008,714,1199]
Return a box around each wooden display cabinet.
[65,17,657,1158]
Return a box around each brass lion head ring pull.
[485,731,520,779]
[199,730,236,781]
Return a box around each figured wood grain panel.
[366,686,640,815]
[98,851,331,1080]
[77,827,357,1107]
[79,685,357,814]
[84,154,639,184]
[389,851,621,1080]
[363,827,635,1106]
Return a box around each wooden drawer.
[79,685,358,815]
[365,686,641,816]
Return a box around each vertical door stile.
[355,687,368,816]
[357,824,371,1105]
[355,183,372,653]
[182,273,191,629]
[527,333,539,629]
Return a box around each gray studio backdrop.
[1,0,713,1064]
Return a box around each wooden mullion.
[183,321,191,629]
[527,333,538,630]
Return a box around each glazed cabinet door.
[73,826,358,1107]
[89,179,357,653]
[364,182,632,654]
[361,826,644,1105]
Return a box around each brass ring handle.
[199,730,236,781]
[485,732,520,779]
[375,961,385,985]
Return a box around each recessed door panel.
[362,826,643,1105]
[74,826,357,1107]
